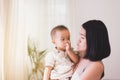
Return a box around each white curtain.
[0,3,4,79]
[1,0,77,80]
[25,0,77,50]
[1,0,28,80]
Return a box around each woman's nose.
[77,40,80,45]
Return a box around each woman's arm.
[79,61,104,80]
[43,66,52,80]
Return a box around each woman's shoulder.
[87,60,104,73]
[78,60,104,80]
[81,59,104,70]
[90,61,104,69]
[88,61,104,78]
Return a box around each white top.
[71,59,103,80]
[45,48,74,79]
[71,59,90,80]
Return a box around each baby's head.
[51,25,69,39]
[51,25,70,51]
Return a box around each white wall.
[72,0,120,79]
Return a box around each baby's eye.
[61,38,64,41]
[68,38,70,40]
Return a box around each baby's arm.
[43,52,54,80]
[67,48,79,64]
[66,41,79,64]
[43,66,52,80]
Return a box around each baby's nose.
[65,40,68,43]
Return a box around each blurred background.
[0,0,120,80]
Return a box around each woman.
[71,20,111,80]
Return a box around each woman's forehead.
[80,27,86,36]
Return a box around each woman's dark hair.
[82,20,111,61]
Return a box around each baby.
[43,25,78,80]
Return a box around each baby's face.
[53,30,70,51]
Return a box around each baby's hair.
[51,25,68,40]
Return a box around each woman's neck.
[79,51,86,58]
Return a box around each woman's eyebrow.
[80,33,86,37]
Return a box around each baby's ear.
[52,40,55,44]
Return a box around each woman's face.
[77,27,87,56]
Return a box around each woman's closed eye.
[81,36,85,39]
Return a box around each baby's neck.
[56,48,66,52]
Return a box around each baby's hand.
[65,40,72,51]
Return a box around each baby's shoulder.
[45,51,57,57]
